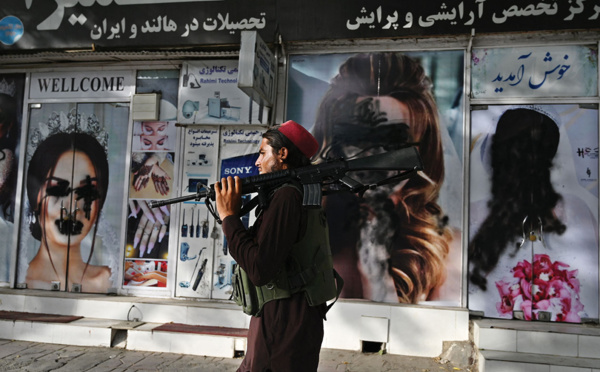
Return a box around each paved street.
[0,339,472,371]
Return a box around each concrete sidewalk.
[0,338,474,371]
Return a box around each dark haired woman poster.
[17,104,129,293]
[0,75,24,284]
[288,51,464,305]
[469,105,599,322]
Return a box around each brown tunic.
[223,186,324,372]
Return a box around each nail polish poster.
[124,197,172,288]
[125,201,170,260]
[124,259,168,288]
[177,60,268,125]
[468,104,599,323]
[212,126,265,300]
[175,126,219,298]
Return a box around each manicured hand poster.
[178,60,268,125]
[123,71,180,289]
[125,149,176,287]
[287,51,464,306]
[468,104,599,323]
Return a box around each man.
[215,120,334,372]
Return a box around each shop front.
[0,0,598,360]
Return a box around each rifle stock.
[149,146,423,209]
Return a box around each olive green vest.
[232,197,343,317]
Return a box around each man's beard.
[264,160,284,174]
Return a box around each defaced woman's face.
[38,150,100,247]
[336,95,412,159]
[332,96,413,187]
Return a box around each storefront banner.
[472,45,598,98]
[2,1,600,50]
[0,73,25,284]
[30,70,135,100]
[287,51,464,306]
[178,61,268,125]
[469,104,599,322]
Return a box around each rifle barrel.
[346,147,423,171]
[148,191,208,208]
[148,146,423,209]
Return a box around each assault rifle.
[149,146,423,221]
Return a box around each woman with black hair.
[0,89,19,221]
[468,106,598,322]
[25,130,111,292]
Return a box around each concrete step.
[0,288,247,328]
[474,318,600,358]
[0,288,472,358]
[0,315,248,358]
[478,350,600,372]
[473,318,600,371]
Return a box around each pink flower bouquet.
[495,254,583,322]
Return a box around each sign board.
[238,31,276,107]
[30,70,135,99]
[471,45,598,99]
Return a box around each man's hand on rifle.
[215,176,242,220]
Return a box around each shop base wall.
[0,289,468,358]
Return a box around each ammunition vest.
[231,185,343,317]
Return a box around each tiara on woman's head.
[510,104,561,127]
[27,109,109,162]
[0,79,16,97]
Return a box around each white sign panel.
[471,45,598,98]
[29,70,135,99]
[178,60,268,125]
[238,31,276,107]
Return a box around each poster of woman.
[17,103,129,293]
[287,51,464,306]
[469,104,599,323]
[0,74,25,284]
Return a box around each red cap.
[277,120,319,159]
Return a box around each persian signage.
[1,0,599,50]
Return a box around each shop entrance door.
[17,102,130,293]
